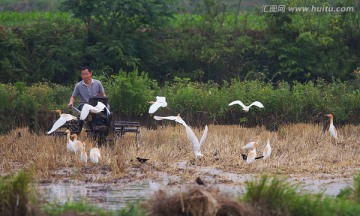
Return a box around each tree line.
[0,0,359,85]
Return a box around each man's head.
[80,66,92,82]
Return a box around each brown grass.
[143,186,257,216]
[1,124,360,182]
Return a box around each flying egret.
[325,114,337,139]
[246,143,258,164]
[262,132,272,160]
[242,135,260,149]
[47,110,77,134]
[65,129,76,153]
[148,96,167,114]
[71,134,83,154]
[89,143,101,164]
[80,144,87,164]
[80,102,109,120]
[153,114,187,126]
[185,125,208,158]
[228,100,264,112]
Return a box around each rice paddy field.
[1,124,360,215]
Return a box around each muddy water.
[36,168,353,210]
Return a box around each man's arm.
[68,96,76,108]
[68,84,79,108]
[97,81,106,96]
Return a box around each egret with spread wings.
[229,100,264,112]
[47,110,77,134]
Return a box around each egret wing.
[199,125,208,147]
[154,116,177,121]
[156,96,166,103]
[185,126,200,150]
[80,104,93,120]
[47,117,67,134]
[94,102,106,112]
[249,101,264,109]
[228,100,247,109]
[242,141,255,149]
[149,103,163,114]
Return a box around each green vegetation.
[243,174,360,216]
[3,170,360,216]
[1,70,360,133]
[0,170,36,216]
[0,0,358,84]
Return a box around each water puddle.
[36,164,354,210]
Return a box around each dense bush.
[1,70,360,133]
[0,0,359,84]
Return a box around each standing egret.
[65,130,76,153]
[148,96,167,114]
[242,135,260,149]
[262,132,272,160]
[325,114,337,139]
[80,102,109,120]
[47,110,77,134]
[246,143,258,164]
[153,114,187,127]
[229,100,264,112]
[71,134,83,153]
[80,144,87,164]
[185,125,208,158]
[89,143,101,164]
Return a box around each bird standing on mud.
[89,143,101,164]
[65,130,76,153]
[262,132,272,160]
[325,114,337,140]
[71,134,84,154]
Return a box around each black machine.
[49,96,140,144]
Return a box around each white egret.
[262,132,272,160]
[148,96,167,114]
[246,143,258,164]
[80,144,87,164]
[89,143,101,164]
[70,134,83,154]
[242,135,260,149]
[47,110,77,134]
[229,100,264,112]
[65,129,76,153]
[153,114,187,126]
[80,102,109,120]
[325,114,337,139]
[185,125,208,158]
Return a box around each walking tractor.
[47,96,140,144]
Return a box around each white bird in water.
[242,135,260,149]
[153,114,187,126]
[47,110,77,134]
[247,142,258,164]
[148,96,167,114]
[262,132,272,160]
[80,143,87,164]
[71,134,83,154]
[65,129,76,153]
[80,102,109,120]
[325,114,337,140]
[229,100,264,112]
[89,143,101,164]
[185,125,208,158]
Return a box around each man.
[68,66,106,110]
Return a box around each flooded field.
[1,125,360,210]
[36,162,355,210]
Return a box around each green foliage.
[0,170,34,216]
[99,69,158,117]
[243,175,360,216]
